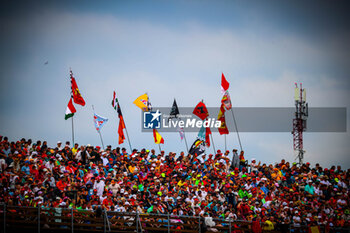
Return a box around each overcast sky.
[0,0,349,168]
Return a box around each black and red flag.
[193,101,209,120]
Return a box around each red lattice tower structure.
[292,83,308,165]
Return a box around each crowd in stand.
[0,136,349,230]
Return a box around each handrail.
[1,203,350,233]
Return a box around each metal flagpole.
[158,144,162,154]
[230,108,243,151]
[70,68,75,146]
[124,126,133,153]
[224,134,227,151]
[71,116,75,146]
[183,131,189,152]
[210,133,216,154]
[98,130,105,150]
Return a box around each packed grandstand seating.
[0,136,349,232]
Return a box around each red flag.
[193,101,209,120]
[118,118,125,144]
[218,114,229,135]
[71,70,86,106]
[117,104,126,144]
[205,127,211,147]
[221,73,230,93]
[221,92,232,110]
[218,105,229,135]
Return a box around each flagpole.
[183,131,189,152]
[173,98,189,153]
[124,127,133,153]
[224,134,227,151]
[115,92,133,152]
[210,133,216,155]
[230,108,243,151]
[71,116,75,145]
[69,68,75,146]
[158,144,162,154]
[98,130,105,150]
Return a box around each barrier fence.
[0,204,349,233]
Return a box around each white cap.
[57,141,62,144]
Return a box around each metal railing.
[1,203,349,233]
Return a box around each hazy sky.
[0,0,349,168]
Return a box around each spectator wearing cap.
[93,177,105,198]
[56,141,63,151]
[250,158,260,174]
[101,152,109,166]
[305,180,315,195]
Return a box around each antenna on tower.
[292,83,308,165]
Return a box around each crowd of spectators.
[0,136,349,229]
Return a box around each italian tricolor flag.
[65,98,76,120]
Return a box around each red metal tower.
[292,83,308,165]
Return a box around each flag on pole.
[197,125,206,140]
[217,105,229,135]
[65,98,76,120]
[189,139,205,156]
[133,93,149,111]
[70,70,86,106]
[178,127,185,140]
[111,91,118,110]
[221,73,230,94]
[218,114,229,135]
[117,103,126,144]
[193,101,209,120]
[221,91,232,110]
[169,99,180,120]
[93,113,108,131]
[205,127,211,147]
[197,125,211,147]
[153,129,164,144]
[112,91,126,144]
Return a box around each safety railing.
[1,203,349,233]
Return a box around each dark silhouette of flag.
[189,139,205,156]
[169,99,180,120]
